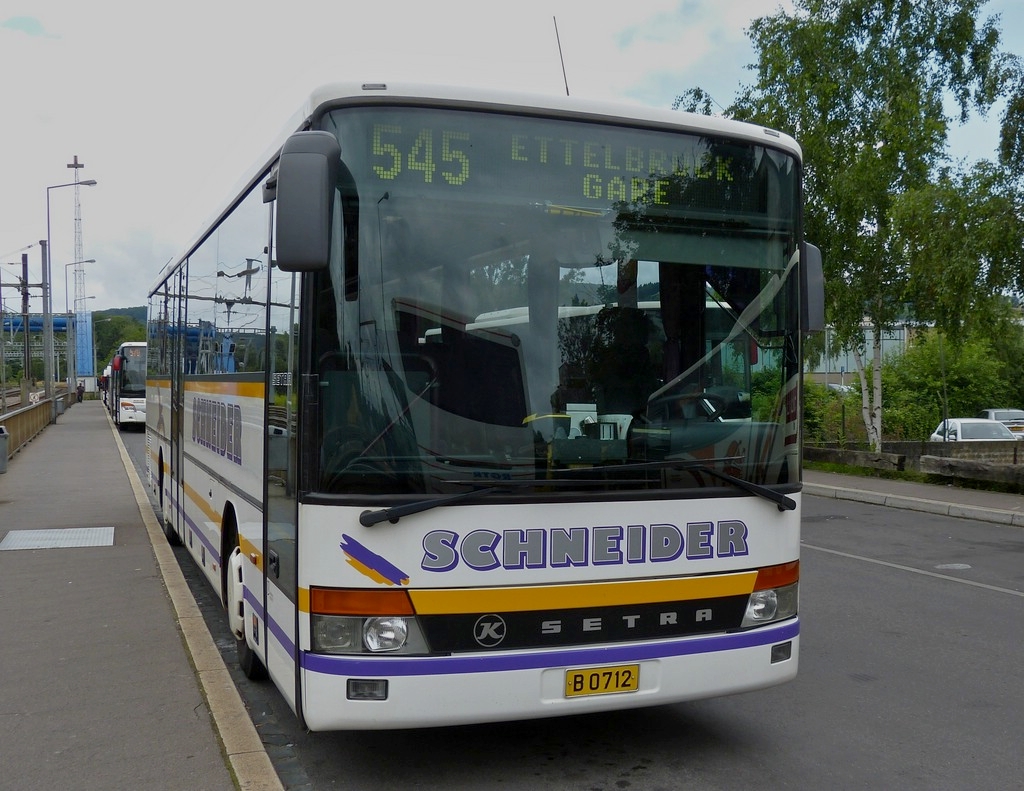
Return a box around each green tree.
[882,328,1016,439]
[890,162,1024,343]
[721,0,1009,450]
[93,313,146,371]
[802,380,867,446]
[997,57,1024,177]
[986,301,1024,408]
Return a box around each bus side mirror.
[275,131,341,272]
[801,243,825,333]
[112,355,123,372]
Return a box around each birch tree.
[718,0,1011,449]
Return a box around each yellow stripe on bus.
[183,380,265,397]
[411,574,756,614]
[297,574,755,615]
[178,480,262,570]
[183,479,223,527]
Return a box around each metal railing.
[0,393,71,462]
[1,400,49,461]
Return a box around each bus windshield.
[118,343,147,398]
[311,106,801,498]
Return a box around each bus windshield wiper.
[360,483,508,526]
[547,457,796,512]
[569,456,798,512]
[359,476,652,526]
[359,457,793,526]
[685,464,796,512]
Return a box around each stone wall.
[806,440,1024,488]
[884,440,1023,469]
[804,446,905,471]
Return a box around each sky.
[1,0,1022,316]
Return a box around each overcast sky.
[1,0,1021,314]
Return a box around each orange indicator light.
[753,561,799,590]
[310,587,415,616]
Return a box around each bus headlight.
[741,582,798,628]
[363,617,409,652]
[312,616,362,653]
[311,614,430,655]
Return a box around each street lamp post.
[45,179,97,422]
[64,259,96,314]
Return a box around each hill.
[96,306,146,324]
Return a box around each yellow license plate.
[564,664,640,698]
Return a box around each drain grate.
[0,527,115,550]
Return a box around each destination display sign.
[330,106,797,217]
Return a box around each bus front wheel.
[226,537,268,681]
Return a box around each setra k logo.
[473,614,507,648]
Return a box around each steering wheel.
[322,429,368,473]
[646,391,728,423]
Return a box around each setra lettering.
[541,607,717,637]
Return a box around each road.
[120,429,1024,790]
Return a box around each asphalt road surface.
[120,429,1024,790]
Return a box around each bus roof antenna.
[553,16,570,96]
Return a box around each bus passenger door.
[169,265,187,539]
[265,259,301,711]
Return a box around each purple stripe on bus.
[299,619,799,676]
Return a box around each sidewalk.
[0,400,280,791]
[803,467,1024,526]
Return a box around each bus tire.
[163,519,181,546]
[226,531,268,681]
[157,454,179,545]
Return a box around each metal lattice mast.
[68,155,92,378]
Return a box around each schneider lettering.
[191,397,243,465]
[421,521,749,573]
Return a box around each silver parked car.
[975,409,1024,437]
[931,418,1019,442]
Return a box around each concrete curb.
[109,412,284,791]
[803,482,1024,528]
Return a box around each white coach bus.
[146,82,824,731]
[109,340,146,429]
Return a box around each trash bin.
[0,425,9,474]
[56,398,66,416]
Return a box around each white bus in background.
[100,363,111,407]
[108,341,146,429]
[146,82,824,732]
